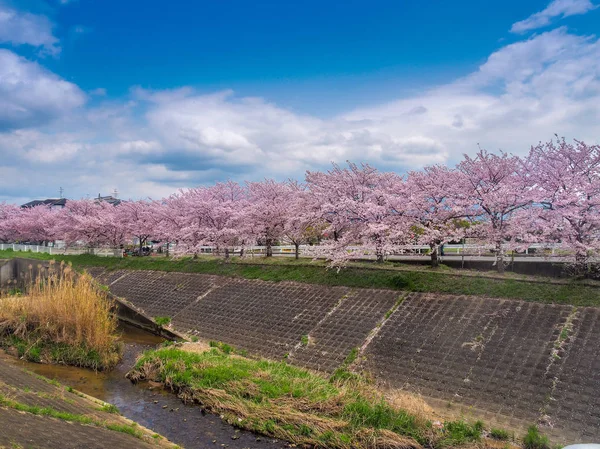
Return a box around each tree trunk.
[333,230,339,242]
[166,242,170,257]
[266,239,273,257]
[224,248,230,259]
[574,250,589,277]
[496,241,505,274]
[430,244,439,268]
[239,247,244,258]
[294,243,300,259]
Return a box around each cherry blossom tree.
[12,205,60,245]
[457,149,534,273]
[56,200,127,250]
[246,180,290,257]
[0,203,20,242]
[306,163,405,265]
[118,200,157,254]
[405,165,473,267]
[526,138,600,275]
[197,181,249,258]
[282,181,320,259]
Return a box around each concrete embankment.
[0,354,177,449]
[86,266,600,444]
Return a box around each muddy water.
[5,323,290,449]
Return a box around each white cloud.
[89,88,107,96]
[0,27,599,204]
[0,3,60,55]
[0,49,86,130]
[511,0,597,33]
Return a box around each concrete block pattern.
[176,279,347,359]
[365,293,570,423]
[547,307,600,440]
[291,289,401,372]
[88,268,600,441]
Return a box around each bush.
[490,428,510,440]
[523,425,550,449]
[154,316,171,327]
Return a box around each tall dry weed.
[0,261,121,369]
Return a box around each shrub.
[490,428,510,440]
[154,316,171,327]
[523,425,550,449]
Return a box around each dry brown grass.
[0,262,121,369]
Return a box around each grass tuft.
[154,316,172,327]
[523,425,550,449]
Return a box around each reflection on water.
[2,322,288,449]
[5,322,163,401]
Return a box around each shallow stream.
[3,323,290,449]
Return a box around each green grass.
[1,249,598,306]
[523,425,551,449]
[490,427,511,440]
[0,334,117,371]
[300,334,309,346]
[99,403,120,414]
[154,316,172,327]
[0,393,149,441]
[437,420,483,446]
[127,345,502,449]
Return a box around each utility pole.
[59,187,64,199]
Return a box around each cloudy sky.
[1,0,599,204]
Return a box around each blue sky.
[1,0,599,203]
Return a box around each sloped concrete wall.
[88,267,599,443]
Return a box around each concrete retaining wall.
[85,266,599,443]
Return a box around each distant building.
[94,194,122,206]
[21,193,123,209]
[21,198,67,209]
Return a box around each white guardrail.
[0,243,122,257]
[0,243,565,259]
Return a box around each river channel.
[2,322,290,449]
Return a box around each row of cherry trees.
[1,138,599,273]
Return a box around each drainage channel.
[2,322,290,449]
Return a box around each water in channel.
[3,322,290,449]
